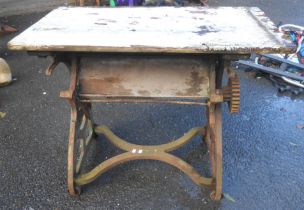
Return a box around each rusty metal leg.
[208,57,223,201]
[206,104,216,178]
[46,54,79,195]
[212,104,223,200]
[66,100,94,196]
[60,57,95,196]
[63,57,79,196]
[207,103,223,201]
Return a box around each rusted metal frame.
[94,125,205,152]
[74,151,214,187]
[60,53,222,197]
[66,54,217,194]
[61,55,223,198]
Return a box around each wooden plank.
[8,6,293,54]
[79,55,213,98]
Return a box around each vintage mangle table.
[8,6,292,200]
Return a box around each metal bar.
[207,70,216,178]
[206,107,215,177]
[94,125,205,152]
[80,99,207,106]
[79,93,209,100]
[236,60,304,81]
[74,151,214,186]
[261,54,304,70]
[214,104,223,201]
[208,66,223,201]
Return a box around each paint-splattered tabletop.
[8,6,293,54]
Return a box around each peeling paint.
[8,6,293,54]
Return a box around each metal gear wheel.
[223,76,240,113]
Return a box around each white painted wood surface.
[8,6,292,54]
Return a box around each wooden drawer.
[79,54,214,100]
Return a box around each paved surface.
[0,0,65,17]
[0,0,304,209]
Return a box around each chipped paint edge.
[249,7,295,53]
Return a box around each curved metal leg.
[207,60,223,201]
[60,56,96,196]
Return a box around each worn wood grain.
[8,6,293,54]
[79,55,213,98]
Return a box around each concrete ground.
[0,0,304,209]
[0,0,66,17]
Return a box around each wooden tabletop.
[8,6,293,54]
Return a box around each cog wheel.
[223,76,240,114]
